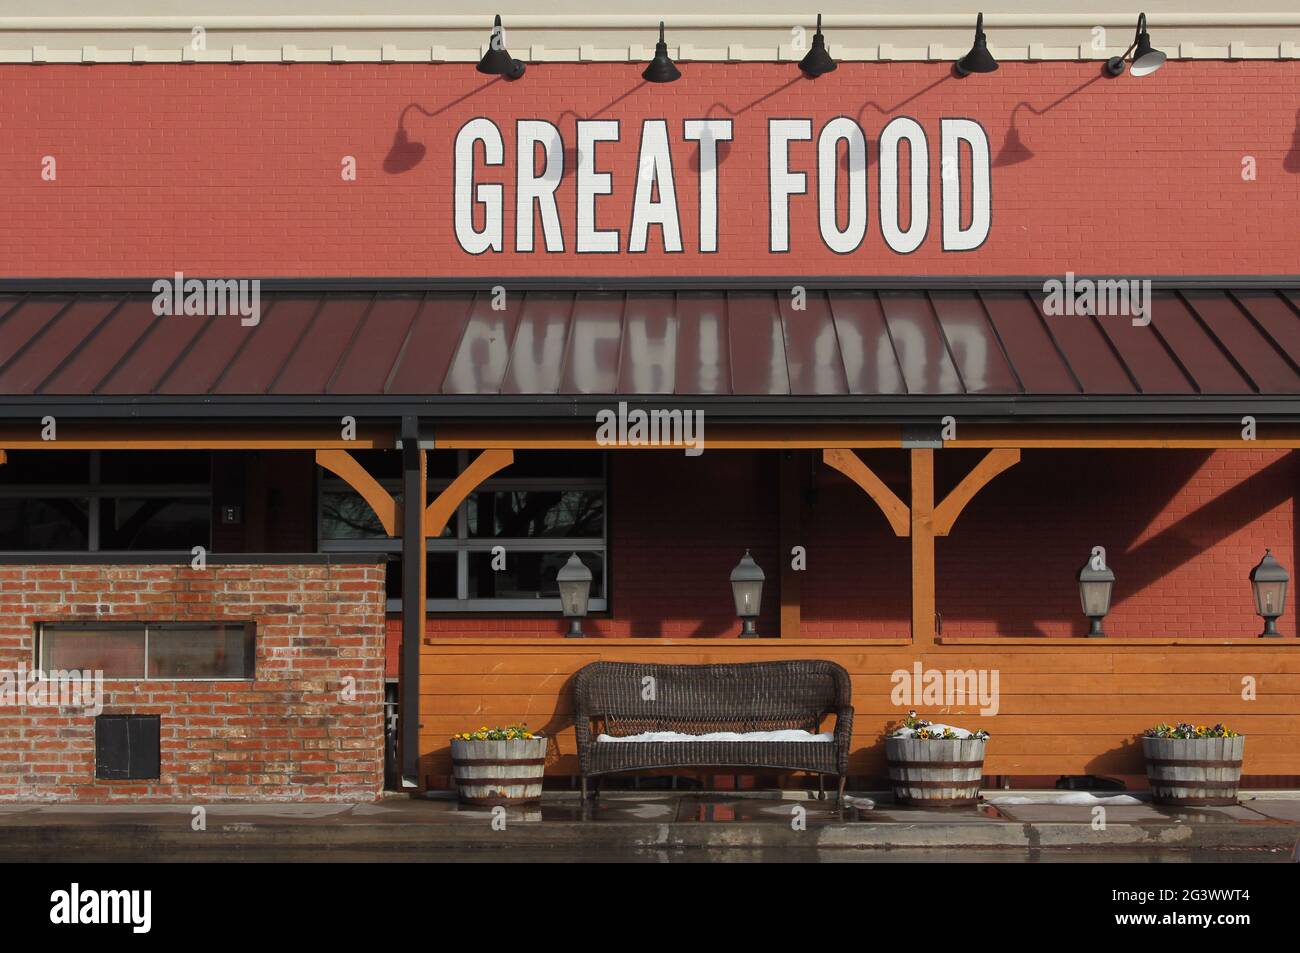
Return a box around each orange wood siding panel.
[417,640,1300,787]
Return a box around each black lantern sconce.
[730,550,765,638]
[557,553,593,638]
[954,13,999,76]
[1106,13,1166,77]
[1078,551,1115,637]
[1250,549,1289,638]
[477,14,526,80]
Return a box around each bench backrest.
[572,660,851,736]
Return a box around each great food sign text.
[453,117,991,257]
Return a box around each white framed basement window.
[317,450,607,613]
[37,621,256,681]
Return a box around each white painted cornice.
[1,9,1298,64]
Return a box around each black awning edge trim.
[6,394,1300,423]
[2,275,1299,294]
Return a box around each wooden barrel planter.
[451,737,548,806]
[885,737,987,808]
[1142,736,1245,807]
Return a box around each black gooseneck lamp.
[477,14,526,80]
[799,14,837,77]
[954,13,999,76]
[1106,13,1166,77]
[643,21,682,83]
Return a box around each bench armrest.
[833,705,854,773]
[573,711,603,772]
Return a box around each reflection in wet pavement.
[10,791,1296,863]
[57,846,1291,863]
[432,793,1017,826]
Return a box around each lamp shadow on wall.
[836,72,956,173]
[696,75,805,173]
[1285,109,1300,173]
[994,74,1105,168]
[689,104,739,174]
[554,82,649,180]
[384,77,504,175]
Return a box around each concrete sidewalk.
[2,790,1297,862]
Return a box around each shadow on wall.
[1286,109,1300,173]
[379,65,1252,187]
[384,78,504,174]
[611,451,781,639]
[994,74,1106,167]
[384,78,649,177]
[420,673,578,787]
[931,448,1299,638]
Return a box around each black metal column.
[399,415,424,787]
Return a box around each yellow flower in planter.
[451,723,541,742]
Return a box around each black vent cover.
[95,715,161,781]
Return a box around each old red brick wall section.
[0,561,386,802]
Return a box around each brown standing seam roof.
[1,288,1299,402]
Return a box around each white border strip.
[6,14,1300,28]
[2,14,1298,63]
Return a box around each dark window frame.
[0,450,212,553]
[318,450,609,613]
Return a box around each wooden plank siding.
[418,640,1300,787]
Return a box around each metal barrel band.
[895,795,979,807]
[455,794,542,806]
[887,759,984,769]
[452,757,547,767]
[1146,758,1243,768]
[889,778,982,789]
[1150,779,1241,790]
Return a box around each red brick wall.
[930,448,1298,639]
[418,452,779,642]
[0,61,1294,276]
[0,560,387,802]
[418,447,1296,645]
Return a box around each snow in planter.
[889,710,989,741]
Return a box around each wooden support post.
[823,447,1018,645]
[910,449,936,647]
[779,451,801,639]
[399,420,426,788]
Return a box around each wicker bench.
[573,659,853,801]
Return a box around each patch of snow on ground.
[987,793,1143,806]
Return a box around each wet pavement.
[0,790,1296,862]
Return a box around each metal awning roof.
[1,283,1298,421]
